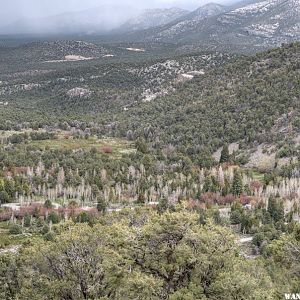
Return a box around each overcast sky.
[0,0,234,25]
[0,0,237,35]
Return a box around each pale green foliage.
[208,260,274,300]
[267,234,300,294]
[2,209,277,299]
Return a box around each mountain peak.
[191,2,228,19]
[126,0,300,51]
[200,2,227,9]
[122,7,189,31]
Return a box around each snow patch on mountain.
[152,3,227,40]
[67,88,92,99]
[126,48,145,52]
[246,23,280,38]
[231,0,279,15]
[123,8,188,31]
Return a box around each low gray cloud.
[0,0,234,34]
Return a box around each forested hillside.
[0,37,300,299]
[1,42,300,167]
[3,207,298,300]
[115,42,300,162]
[123,0,300,52]
[0,41,234,126]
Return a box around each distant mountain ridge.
[121,8,189,32]
[1,5,189,35]
[2,0,300,53]
[128,0,300,51]
[150,3,228,41]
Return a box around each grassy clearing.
[29,138,133,152]
[252,171,265,182]
[0,129,136,158]
[29,136,136,156]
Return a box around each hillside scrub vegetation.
[1,207,297,300]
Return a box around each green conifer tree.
[232,170,243,196]
[220,144,230,163]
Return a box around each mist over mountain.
[0,0,236,35]
[122,8,189,32]
[1,5,140,35]
[113,0,300,53]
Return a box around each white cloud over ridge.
[0,0,234,33]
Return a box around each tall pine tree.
[232,169,243,196]
[220,144,230,163]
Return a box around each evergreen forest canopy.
[2,207,300,300]
[0,42,300,159]
[0,34,299,299]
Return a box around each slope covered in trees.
[0,42,234,128]
[1,207,298,300]
[115,42,300,158]
[0,39,300,299]
[121,0,300,53]
[1,42,299,167]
